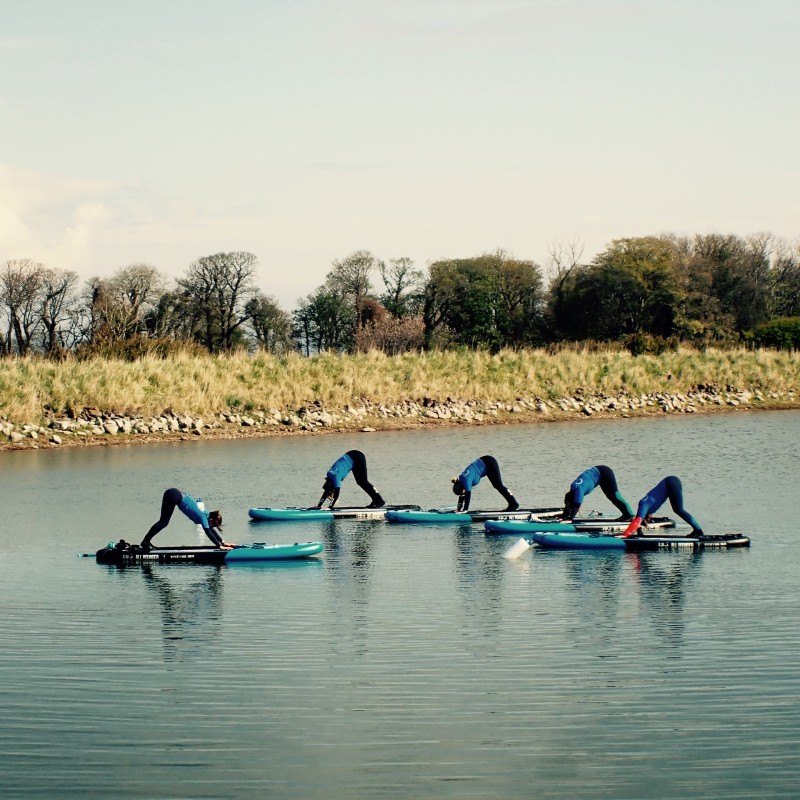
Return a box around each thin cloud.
[0,164,133,269]
[0,163,270,278]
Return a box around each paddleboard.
[484,516,675,536]
[385,507,562,525]
[225,541,324,560]
[623,533,750,550]
[527,531,627,550]
[524,531,750,551]
[248,505,420,522]
[95,541,323,565]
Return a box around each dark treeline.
[2,233,799,359]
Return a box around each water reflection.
[454,531,506,643]
[321,520,381,655]
[556,550,626,632]
[628,551,703,654]
[542,547,705,653]
[139,564,224,663]
[321,520,378,587]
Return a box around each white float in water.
[503,537,531,559]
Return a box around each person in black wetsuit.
[562,465,634,520]
[623,476,704,538]
[317,450,384,509]
[141,488,235,550]
[451,455,519,512]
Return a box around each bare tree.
[145,289,195,341]
[83,277,132,346]
[82,263,167,348]
[178,251,258,351]
[106,264,165,338]
[39,267,80,355]
[544,239,586,340]
[356,309,424,354]
[547,238,585,294]
[293,297,313,356]
[379,257,424,317]
[325,250,379,335]
[770,239,800,318]
[0,259,45,355]
[739,232,775,329]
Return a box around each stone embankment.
[1,385,797,451]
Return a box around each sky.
[1,0,798,307]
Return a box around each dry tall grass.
[0,348,798,422]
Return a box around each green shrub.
[749,318,800,350]
[75,335,206,361]
[624,333,678,356]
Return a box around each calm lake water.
[1,411,799,799]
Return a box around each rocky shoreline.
[1,384,798,452]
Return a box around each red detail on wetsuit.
[622,517,643,538]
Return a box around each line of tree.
[0,253,292,357]
[547,234,800,345]
[2,232,799,359]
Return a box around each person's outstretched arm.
[203,526,223,546]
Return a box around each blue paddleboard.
[386,507,562,525]
[526,531,627,549]
[225,541,324,561]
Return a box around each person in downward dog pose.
[562,465,634,521]
[623,476,704,538]
[141,488,234,550]
[317,450,384,509]
[451,455,519,513]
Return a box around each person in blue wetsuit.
[317,450,384,509]
[623,476,704,538]
[563,465,634,521]
[141,488,234,550]
[451,455,519,512]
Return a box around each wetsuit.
[564,465,633,520]
[453,455,518,512]
[142,488,224,548]
[319,450,383,508]
[624,476,703,537]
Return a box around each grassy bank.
[1,348,799,423]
